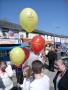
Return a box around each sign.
[0,39,19,44]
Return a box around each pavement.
[43,67,56,90]
[43,62,57,90]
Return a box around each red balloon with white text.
[31,35,45,54]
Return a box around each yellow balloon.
[9,47,25,66]
[19,8,38,32]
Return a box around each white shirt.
[56,75,61,90]
[20,78,30,90]
[26,51,39,66]
[25,51,45,66]
[0,65,13,90]
[1,72,13,90]
[5,65,13,77]
[30,75,50,90]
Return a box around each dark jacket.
[53,70,68,90]
[47,50,57,61]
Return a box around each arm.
[5,65,13,77]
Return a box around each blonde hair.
[54,59,65,65]
[23,65,32,79]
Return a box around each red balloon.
[22,48,30,64]
[31,35,45,54]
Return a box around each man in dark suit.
[46,48,57,71]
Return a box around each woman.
[53,59,68,90]
[0,61,13,90]
[19,65,32,90]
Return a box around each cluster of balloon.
[9,47,25,67]
[22,48,30,64]
[19,8,38,33]
[31,35,45,54]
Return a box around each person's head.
[23,65,31,79]
[32,60,43,74]
[51,47,55,52]
[54,60,66,72]
[0,61,7,72]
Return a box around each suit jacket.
[47,50,57,61]
[53,70,68,90]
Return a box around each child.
[20,65,32,90]
[30,60,50,90]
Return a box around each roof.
[0,20,68,38]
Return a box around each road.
[43,67,56,90]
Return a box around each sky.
[0,0,68,36]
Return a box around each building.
[0,20,68,45]
[0,20,68,61]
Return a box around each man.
[30,60,50,90]
[46,48,57,71]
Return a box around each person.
[0,61,13,90]
[0,67,5,90]
[26,49,39,66]
[15,65,24,85]
[38,48,46,64]
[26,48,46,66]
[19,65,33,90]
[0,77,5,90]
[30,60,50,90]
[0,62,5,90]
[46,48,57,71]
[53,59,68,90]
